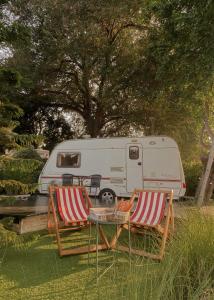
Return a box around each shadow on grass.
[0,231,105,285]
[0,224,163,300]
[0,226,130,287]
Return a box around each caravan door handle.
[138,162,142,166]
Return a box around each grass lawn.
[0,227,142,300]
[0,212,214,300]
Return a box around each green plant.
[0,157,43,184]
[0,154,43,195]
[107,212,214,300]
[183,161,203,197]
[0,180,38,195]
[0,222,18,247]
[13,147,43,161]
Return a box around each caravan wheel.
[99,189,116,205]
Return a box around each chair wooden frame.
[48,185,108,256]
[115,189,174,260]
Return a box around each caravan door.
[126,144,143,192]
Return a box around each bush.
[0,180,38,195]
[183,161,203,196]
[0,153,44,195]
[13,148,43,161]
[0,157,43,184]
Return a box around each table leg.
[115,225,118,265]
[99,225,110,249]
[88,222,91,265]
[128,218,131,267]
[96,221,99,284]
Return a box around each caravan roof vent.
[131,139,138,143]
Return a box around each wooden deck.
[0,196,213,218]
[0,195,48,216]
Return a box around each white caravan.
[38,136,186,201]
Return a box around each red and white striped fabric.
[131,191,167,226]
[56,187,89,223]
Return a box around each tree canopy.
[0,0,214,158]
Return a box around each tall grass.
[103,212,214,300]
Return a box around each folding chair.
[116,189,174,260]
[48,185,100,256]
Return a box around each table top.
[88,215,128,225]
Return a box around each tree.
[0,1,44,244]
[0,1,42,153]
[0,0,43,195]
[0,68,43,154]
[196,96,214,205]
[2,0,214,158]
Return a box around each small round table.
[88,215,131,283]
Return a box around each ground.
[0,200,214,300]
[0,227,136,300]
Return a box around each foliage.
[0,156,43,182]
[0,222,18,246]
[0,180,38,195]
[0,68,43,153]
[0,154,43,194]
[0,1,45,244]
[183,161,203,196]
[0,75,23,153]
[13,147,43,161]
[0,0,212,152]
[0,3,43,154]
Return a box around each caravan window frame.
[129,146,139,160]
[56,152,81,168]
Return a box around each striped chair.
[116,189,174,260]
[48,185,94,256]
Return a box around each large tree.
[2,0,214,154]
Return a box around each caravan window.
[129,146,139,160]
[57,152,81,168]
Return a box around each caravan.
[38,136,186,202]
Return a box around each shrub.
[0,157,43,184]
[0,180,38,195]
[13,147,43,161]
[183,161,203,196]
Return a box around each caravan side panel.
[143,147,185,198]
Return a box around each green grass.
[0,227,132,300]
[0,213,214,300]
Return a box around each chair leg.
[159,210,172,260]
[170,204,175,233]
[47,198,54,233]
[50,200,63,255]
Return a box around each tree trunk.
[85,117,102,137]
[195,172,204,199]
[204,171,214,203]
[195,158,206,199]
[197,140,214,206]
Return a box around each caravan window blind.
[57,152,81,168]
